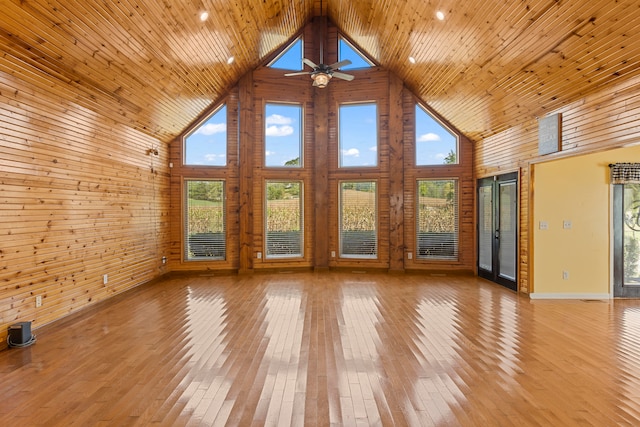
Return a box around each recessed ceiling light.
[409,56,416,64]
[200,11,209,21]
[436,11,445,20]
[227,56,235,65]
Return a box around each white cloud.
[418,132,441,142]
[435,153,447,159]
[204,154,225,161]
[266,125,294,137]
[265,150,275,156]
[342,148,360,157]
[369,146,377,152]
[266,114,292,125]
[195,123,226,135]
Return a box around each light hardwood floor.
[2,271,640,426]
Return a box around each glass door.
[478,173,518,291]
[613,183,640,297]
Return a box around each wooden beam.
[238,72,255,274]
[388,74,405,272]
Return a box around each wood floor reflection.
[2,272,640,426]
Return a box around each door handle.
[495,230,500,239]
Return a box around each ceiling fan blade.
[284,71,312,76]
[302,58,319,69]
[332,71,355,81]
[328,59,352,70]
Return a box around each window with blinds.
[339,181,377,258]
[416,179,459,260]
[184,180,226,261]
[265,181,303,258]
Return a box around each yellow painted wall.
[532,145,640,297]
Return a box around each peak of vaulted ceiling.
[2,0,638,144]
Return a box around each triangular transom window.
[268,37,303,71]
[338,36,373,70]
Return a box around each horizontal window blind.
[417,179,458,260]
[340,181,377,258]
[184,180,226,261]
[265,181,303,258]
[478,185,493,270]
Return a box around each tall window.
[265,181,303,258]
[416,179,458,260]
[339,181,377,258]
[184,104,227,166]
[339,103,378,167]
[265,103,303,167]
[415,104,458,166]
[184,180,225,260]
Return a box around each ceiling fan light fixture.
[312,72,331,88]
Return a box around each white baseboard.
[529,293,611,300]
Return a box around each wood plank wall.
[474,72,640,293]
[0,64,171,344]
[168,19,475,275]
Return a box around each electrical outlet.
[407,252,413,260]
[563,220,572,229]
[103,274,108,285]
[35,295,42,308]
[562,271,569,280]
[162,256,167,264]
[331,251,336,258]
[539,221,549,230]
[257,252,262,259]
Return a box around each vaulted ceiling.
[2,0,639,143]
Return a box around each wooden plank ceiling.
[1,0,639,143]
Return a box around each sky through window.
[265,103,303,167]
[184,105,227,166]
[415,105,458,165]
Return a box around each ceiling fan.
[284,58,355,88]
[286,0,354,88]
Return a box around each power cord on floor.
[7,334,37,348]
